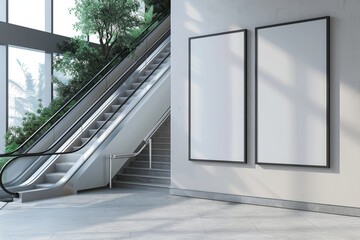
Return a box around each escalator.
[0,13,171,202]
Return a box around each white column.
[0,45,7,153]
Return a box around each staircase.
[113,116,170,189]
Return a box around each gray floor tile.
[287,232,353,240]
[0,187,359,239]
[0,233,53,240]
[51,232,131,240]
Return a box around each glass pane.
[0,0,6,22]
[8,46,45,127]
[8,0,45,31]
[53,0,78,37]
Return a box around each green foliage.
[71,0,141,61]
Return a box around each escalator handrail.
[0,50,171,197]
[3,9,170,157]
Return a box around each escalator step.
[132,82,141,88]
[55,162,74,172]
[45,172,66,183]
[111,105,121,111]
[88,129,105,136]
[119,97,128,104]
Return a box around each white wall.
[171,0,360,208]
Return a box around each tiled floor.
[0,187,360,239]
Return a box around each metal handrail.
[109,107,170,188]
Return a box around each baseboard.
[170,188,360,217]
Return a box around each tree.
[71,0,141,61]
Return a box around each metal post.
[149,139,152,169]
[109,155,112,189]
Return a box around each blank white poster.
[189,29,247,162]
[256,17,329,167]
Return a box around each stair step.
[145,143,170,149]
[112,181,170,190]
[116,174,170,185]
[96,120,113,128]
[81,137,89,145]
[138,75,148,82]
[124,167,170,177]
[149,64,159,70]
[104,112,121,120]
[119,97,128,104]
[45,172,66,183]
[144,69,153,75]
[135,154,170,162]
[88,129,105,137]
[161,121,171,126]
[57,154,79,163]
[72,146,82,151]
[103,112,113,120]
[111,105,121,112]
[152,131,170,137]
[140,149,170,155]
[111,102,130,112]
[132,82,142,88]
[153,127,170,132]
[150,137,170,143]
[125,89,134,97]
[55,162,74,172]
[129,161,170,170]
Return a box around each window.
[53,0,79,37]
[8,0,46,31]
[8,46,45,127]
[0,0,6,22]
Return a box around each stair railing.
[108,107,170,189]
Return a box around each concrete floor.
[0,188,360,240]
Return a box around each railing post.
[149,139,152,169]
[109,155,112,189]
